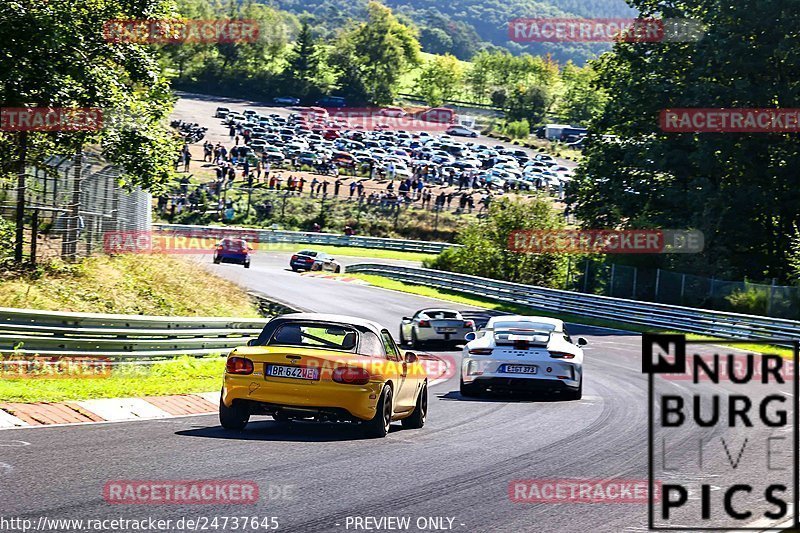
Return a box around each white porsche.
[460,316,586,400]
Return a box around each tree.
[424,197,568,287]
[505,84,552,125]
[419,28,453,56]
[556,62,607,124]
[415,54,464,107]
[0,0,180,261]
[284,21,323,96]
[331,2,421,105]
[567,0,800,282]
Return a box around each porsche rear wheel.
[460,377,482,398]
[364,384,392,438]
[219,397,250,430]
[564,378,583,401]
[401,382,427,429]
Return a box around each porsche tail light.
[226,357,254,375]
[468,348,493,355]
[418,320,431,327]
[291,255,298,261]
[332,367,370,385]
[549,352,576,359]
[464,320,475,328]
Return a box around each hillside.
[267,0,636,64]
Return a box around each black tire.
[411,329,421,349]
[213,256,221,264]
[291,267,298,272]
[219,397,250,430]
[335,265,342,273]
[244,261,251,269]
[363,384,393,438]
[565,378,583,401]
[401,382,427,429]
[460,377,481,397]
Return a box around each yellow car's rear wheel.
[363,384,392,438]
[219,395,250,430]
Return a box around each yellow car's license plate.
[266,364,320,380]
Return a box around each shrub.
[505,119,530,139]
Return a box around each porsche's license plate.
[502,365,537,374]
[266,365,320,380]
[437,328,457,333]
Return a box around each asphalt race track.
[0,251,794,532]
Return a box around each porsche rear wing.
[493,328,552,347]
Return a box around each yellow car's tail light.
[332,366,370,385]
[226,357,254,375]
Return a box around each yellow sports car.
[220,313,428,438]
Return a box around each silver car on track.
[399,308,475,348]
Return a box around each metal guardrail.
[0,307,272,359]
[345,263,800,343]
[153,224,458,255]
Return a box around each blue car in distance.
[213,237,252,268]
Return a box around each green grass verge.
[262,243,436,263]
[350,273,795,359]
[0,356,224,403]
[0,254,261,317]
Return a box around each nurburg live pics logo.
[643,333,799,530]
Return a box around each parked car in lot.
[220,313,428,437]
[213,237,252,268]
[215,106,231,118]
[274,96,301,106]
[399,308,475,348]
[446,125,479,138]
[224,113,246,125]
[379,106,406,117]
[316,96,347,107]
[290,250,342,273]
[461,316,586,399]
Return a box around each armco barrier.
[0,297,289,358]
[152,224,458,255]
[345,263,800,343]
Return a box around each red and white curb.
[0,393,218,429]
[0,357,452,430]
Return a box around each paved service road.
[0,251,792,532]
